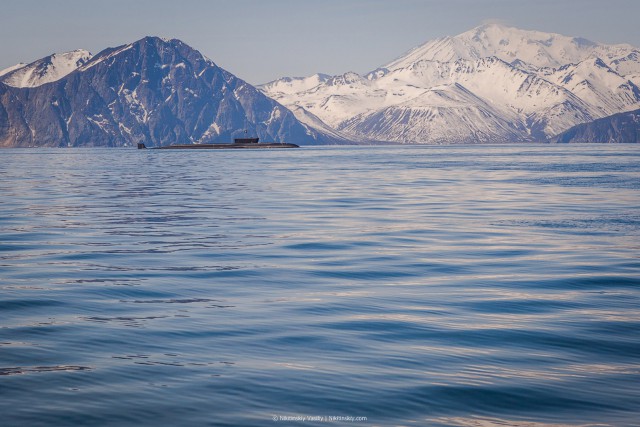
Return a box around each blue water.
[1,145,639,427]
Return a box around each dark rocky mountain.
[260,25,640,144]
[549,109,640,143]
[0,37,342,147]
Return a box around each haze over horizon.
[2,0,639,84]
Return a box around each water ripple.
[1,145,639,426]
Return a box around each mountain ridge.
[260,24,640,144]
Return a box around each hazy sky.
[1,0,639,84]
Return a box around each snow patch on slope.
[0,63,26,78]
[1,50,92,87]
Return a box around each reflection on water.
[0,365,92,376]
[1,145,639,426]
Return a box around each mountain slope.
[0,37,341,147]
[338,83,526,144]
[549,109,640,143]
[260,24,640,144]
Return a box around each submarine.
[137,137,299,149]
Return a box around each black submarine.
[137,137,299,149]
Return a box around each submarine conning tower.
[234,138,259,144]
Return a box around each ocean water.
[1,144,639,427]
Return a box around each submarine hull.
[138,142,299,149]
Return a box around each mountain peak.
[471,22,514,33]
[137,35,185,47]
[382,24,617,72]
[78,36,215,75]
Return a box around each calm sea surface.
[1,145,639,427]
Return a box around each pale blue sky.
[1,0,639,84]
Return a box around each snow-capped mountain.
[0,50,92,88]
[0,37,342,147]
[260,24,640,143]
[383,24,635,70]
